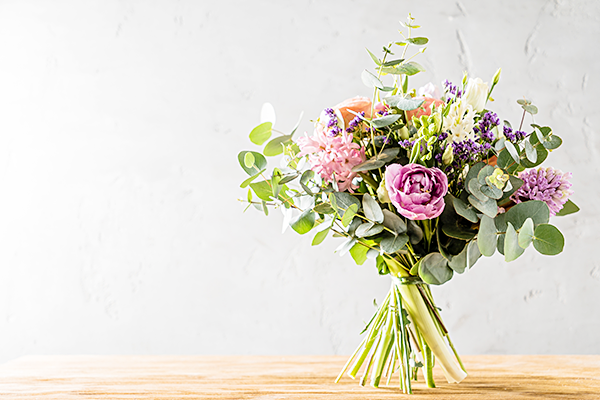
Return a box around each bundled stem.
[337,257,467,393]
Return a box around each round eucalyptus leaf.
[238,151,267,176]
[518,218,535,249]
[363,194,384,223]
[290,209,316,235]
[419,253,453,285]
[504,222,524,262]
[532,224,564,255]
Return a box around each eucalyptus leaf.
[441,222,477,240]
[366,48,381,65]
[336,237,357,256]
[500,200,549,232]
[290,209,315,235]
[532,224,564,255]
[543,135,562,150]
[240,169,266,188]
[238,151,267,176]
[363,194,384,223]
[351,147,399,172]
[278,173,299,185]
[384,95,424,111]
[448,240,481,273]
[480,184,503,200]
[468,195,498,218]
[249,122,272,145]
[518,218,534,249]
[313,203,335,214]
[249,180,274,202]
[477,165,495,185]
[465,162,486,188]
[333,192,361,213]
[523,104,538,115]
[419,253,453,285]
[406,37,428,45]
[382,58,405,67]
[372,114,402,129]
[381,61,425,76]
[555,199,579,216]
[263,135,292,157]
[349,242,370,265]
[504,222,524,262]
[361,69,384,89]
[382,209,407,234]
[478,215,498,257]
[341,203,359,227]
[380,233,409,254]
[312,227,330,246]
[504,141,520,163]
[520,144,548,168]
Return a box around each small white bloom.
[463,77,489,112]
[443,99,477,142]
[417,82,441,99]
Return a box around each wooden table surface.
[0,355,599,399]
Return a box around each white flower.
[463,77,489,112]
[417,82,441,99]
[443,100,477,142]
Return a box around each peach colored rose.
[406,97,445,122]
[333,96,373,128]
[485,155,498,166]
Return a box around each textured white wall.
[0,0,598,363]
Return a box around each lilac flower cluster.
[398,139,416,149]
[474,111,500,142]
[443,79,462,98]
[452,139,492,163]
[346,111,365,133]
[324,108,342,136]
[510,167,573,216]
[503,125,527,142]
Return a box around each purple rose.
[385,163,448,220]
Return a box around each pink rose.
[385,163,448,220]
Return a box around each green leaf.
[349,242,370,265]
[468,179,488,202]
[480,184,503,200]
[543,135,562,150]
[363,194,384,223]
[498,175,523,204]
[238,151,267,176]
[351,147,399,172]
[517,99,529,106]
[380,233,409,254]
[523,104,538,115]
[249,180,274,202]
[244,152,255,168]
[500,200,550,232]
[341,203,359,227]
[524,140,537,163]
[372,114,402,129]
[441,222,477,240]
[366,48,381,65]
[496,149,519,174]
[407,220,423,244]
[406,37,428,45]
[361,69,384,89]
[383,95,424,111]
[448,240,481,273]
[520,144,548,168]
[240,169,265,188]
[518,218,534,249]
[555,199,580,216]
[290,209,316,235]
[532,224,564,255]
[332,192,361,212]
[382,209,407,234]
[477,165,495,185]
[381,61,425,76]
[468,195,498,218]
[313,203,336,214]
[504,141,520,163]
[355,222,384,238]
[376,255,389,275]
[249,122,272,145]
[278,173,300,185]
[381,58,405,67]
[478,215,498,257]
[419,253,453,285]
[263,135,292,157]
[312,227,330,246]
[465,162,486,189]
[504,222,524,262]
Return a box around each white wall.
[0,0,598,362]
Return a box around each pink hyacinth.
[297,129,365,192]
[510,167,573,216]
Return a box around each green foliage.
[313,203,336,214]
[352,148,400,172]
[312,227,330,246]
[290,209,316,235]
[532,224,564,255]
[499,200,549,231]
[504,222,524,262]
[382,209,407,234]
[240,169,265,188]
[518,218,534,249]
[383,95,424,111]
[249,122,272,145]
[478,215,498,257]
[349,242,370,265]
[356,222,385,238]
[448,240,481,273]
[372,114,402,129]
[332,192,361,214]
[418,253,453,285]
[238,151,267,175]
[363,194,384,223]
[380,233,409,254]
[407,220,424,244]
[341,204,359,227]
[381,61,425,76]
[467,195,498,218]
[263,135,292,157]
[406,37,428,45]
[362,69,384,89]
[555,199,580,216]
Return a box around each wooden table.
[0,355,599,399]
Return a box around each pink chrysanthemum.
[510,167,573,216]
[297,127,365,192]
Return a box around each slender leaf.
[518,218,535,249]
[504,222,524,262]
[555,199,579,216]
[478,215,498,257]
[312,227,330,246]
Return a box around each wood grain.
[0,355,599,399]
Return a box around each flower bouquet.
[237,16,579,393]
